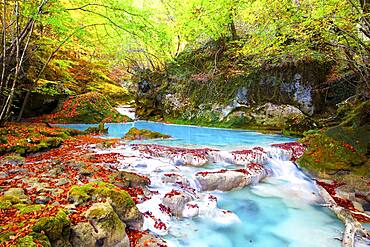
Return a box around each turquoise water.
[58,122,344,247]
[56,121,295,149]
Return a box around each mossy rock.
[297,126,369,191]
[123,127,171,140]
[14,233,51,247]
[2,188,31,205]
[32,210,71,245]
[14,204,44,215]
[70,202,129,247]
[0,230,16,243]
[339,100,370,128]
[0,154,25,165]
[67,182,141,226]
[85,123,108,134]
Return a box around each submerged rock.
[195,165,267,191]
[70,202,129,247]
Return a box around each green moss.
[0,230,16,242]
[0,199,12,209]
[67,182,136,220]
[1,154,25,164]
[297,127,369,191]
[32,210,70,242]
[2,188,29,204]
[0,135,8,144]
[339,100,370,128]
[14,204,43,215]
[14,233,51,247]
[123,127,171,140]
[85,123,108,134]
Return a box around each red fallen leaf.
[164,189,182,198]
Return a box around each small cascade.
[116,104,136,120]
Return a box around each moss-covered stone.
[70,202,129,247]
[85,123,108,134]
[0,154,25,165]
[298,126,369,191]
[123,127,171,140]
[14,233,51,247]
[2,188,30,204]
[32,210,71,245]
[67,182,142,227]
[0,230,16,242]
[14,204,43,215]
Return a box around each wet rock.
[352,201,364,211]
[162,190,192,217]
[182,202,200,218]
[49,167,64,177]
[195,166,266,191]
[29,182,49,192]
[45,188,64,197]
[70,202,129,247]
[113,171,151,188]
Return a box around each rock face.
[70,202,129,247]
[251,103,303,125]
[195,165,267,191]
[134,59,353,123]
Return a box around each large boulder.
[195,166,267,191]
[67,182,143,228]
[70,202,129,247]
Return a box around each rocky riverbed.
[0,123,369,246]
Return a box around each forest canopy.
[0,0,369,124]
